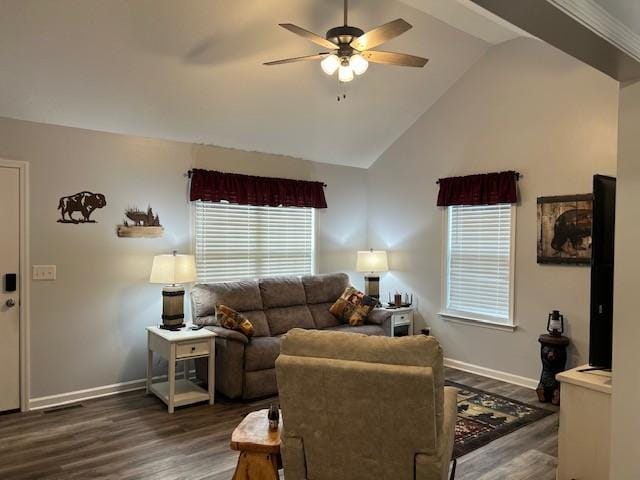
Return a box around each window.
[194,201,315,283]
[443,204,515,326]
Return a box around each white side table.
[146,326,216,413]
[381,306,415,336]
[556,365,612,480]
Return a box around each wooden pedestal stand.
[230,409,282,480]
[537,333,570,405]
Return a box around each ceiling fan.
[264,0,428,83]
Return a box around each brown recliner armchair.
[275,329,458,480]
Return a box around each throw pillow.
[329,286,378,326]
[216,304,254,338]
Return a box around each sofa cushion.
[245,336,283,372]
[302,272,349,304]
[324,324,385,336]
[217,304,254,338]
[266,305,315,336]
[242,310,271,337]
[191,281,263,319]
[260,276,307,308]
[308,302,341,329]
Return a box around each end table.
[381,306,415,336]
[146,326,216,413]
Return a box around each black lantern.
[547,310,564,336]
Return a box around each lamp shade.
[149,253,197,284]
[356,250,388,273]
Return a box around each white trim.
[30,379,148,410]
[439,312,517,332]
[440,204,516,327]
[509,204,517,324]
[549,0,640,63]
[310,207,318,274]
[0,159,30,412]
[445,357,538,390]
[29,370,197,410]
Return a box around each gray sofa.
[190,272,392,399]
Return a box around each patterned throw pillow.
[216,304,254,338]
[329,286,378,326]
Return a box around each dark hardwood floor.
[0,368,558,480]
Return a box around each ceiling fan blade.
[362,50,428,67]
[264,53,329,66]
[350,19,412,51]
[279,23,338,50]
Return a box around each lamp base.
[364,275,380,299]
[159,323,186,331]
[162,285,185,330]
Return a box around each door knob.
[5,299,15,308]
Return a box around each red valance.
[189,169,328,208]
[437,171,519,207]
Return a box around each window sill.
[438,312,517,332]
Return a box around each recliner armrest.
[440,386,458,457]
[204,326,249,345]
[415,386,458,480]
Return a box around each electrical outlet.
[32,265,56,281]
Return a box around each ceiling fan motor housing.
[326,25,364,51]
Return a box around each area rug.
[447,380,553,458]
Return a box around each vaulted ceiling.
[0,0,520,167]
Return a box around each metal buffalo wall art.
[537,194,593,265]
[57,191,107,224]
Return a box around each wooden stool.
[230,409,282,480]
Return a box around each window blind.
[445,204,513,323]
[194,201,315,283]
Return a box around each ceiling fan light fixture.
[320,54,341,75]
[349,53,369,75]
[338,64,355,83]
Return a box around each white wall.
[0,117,368,399]
[367,38,619,382]
[610,79,640,480]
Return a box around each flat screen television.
[589,174,616,370]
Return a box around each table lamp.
[356,249,388,299]
[150,251,197,330]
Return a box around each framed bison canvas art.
[537,194,593,265]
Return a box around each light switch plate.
[32,265,56,281]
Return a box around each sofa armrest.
[366,308,392,326]
[196,327,248,399]
[204,326,249,345]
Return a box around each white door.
[0,166,20,411]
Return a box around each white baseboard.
[444,357,539,390]
[31,360,538,410]
[29,370,197,411]
[29,379,147,410]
